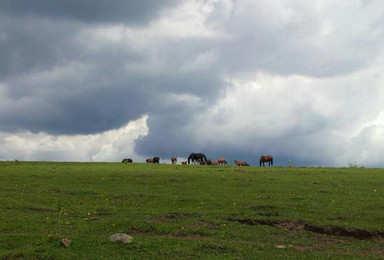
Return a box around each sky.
[1,0,384,167]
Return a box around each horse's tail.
[203,154,208,163]
[188,154,192,165]
[271,157,273,166]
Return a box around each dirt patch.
[147,213,201,223]
[187,221,218,231]
[257,212,279,217]
[147,214,177,223]
[227,218,384,240]
[312,234,346,246]
[23,206,56,212]
[228,219,305,233]
[305,223,384,240]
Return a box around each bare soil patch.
[147,214,176,223]
[227,218,384,240]
[187,220,218,231]
[22,206,56,213]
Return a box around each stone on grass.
[61,238,71,247]
[109,233,133,244]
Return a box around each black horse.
[122,158,133,163]
[153,156,160,164]
[188,153,208,165]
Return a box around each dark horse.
[260,155,273,167]
[121,158,133,163]
[188,153,208,165]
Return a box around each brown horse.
[196,158,211,165]
[260,155,273,167]
[181,161,187,165]
[217,158,228,165]
[146,158,153,163]
[234,160,249,166]
[171,157,177,164]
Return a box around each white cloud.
[78,0,227,49]
[192,53,384,166]
[0,115,148,162]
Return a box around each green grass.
[1,161,384,259]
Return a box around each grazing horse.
[260,155,273,167]
[188,153,208,165]
[122,158,133,163]
[153,157,160,164]
[146,158,153,163]
[234,160,249,166]
[217,158,228,165]
[181,161,187,165]
[171,157,177,164]
[197,158,206,165]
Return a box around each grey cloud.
[209,1,384,77]
[0,0,180,24]
[0,0,181,78]
[0,54,222,135]
[1,72,148,134]
[0,15,83,78]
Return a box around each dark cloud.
[0,15,81,78]
[0,0,223,135]
[0,0,180,24]
[0,0,181,78]
[2,72,149,134]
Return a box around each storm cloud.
[1,0,384,167]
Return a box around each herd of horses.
[122,153,273,167]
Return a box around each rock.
[109,233,133,244]
[61,238,71,247]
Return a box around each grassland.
[1,161,384,259]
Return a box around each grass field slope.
[1,161,384,259]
